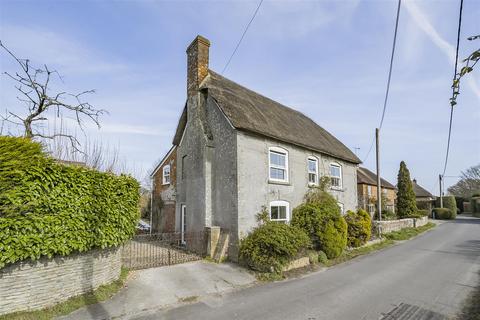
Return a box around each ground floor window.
[368,204,375,215]
[269,200,290,223]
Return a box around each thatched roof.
[412,179,434,198]
[173,70,360,164]
[357,167,395,189]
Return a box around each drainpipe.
[150,176,154,235]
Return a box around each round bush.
[239,222,310,273]
[345,209,372,248]
[436,196,457,219]
[318,251,328,265]
[292,201,347,259]
[432,208,452,219]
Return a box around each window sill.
[162,182,171,186]
[330,187,344,192]
[268,179,290,186]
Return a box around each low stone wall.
[375,217,429,234]
[0,247,121,316]
[414,216,429,228]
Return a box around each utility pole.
[376,128,382,221]
[439,174,443,208]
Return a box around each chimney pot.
[186,35,210,98]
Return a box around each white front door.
[181,204,186,244]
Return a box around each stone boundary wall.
[0,247,121,316]
[375,217,429,234]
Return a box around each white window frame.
[162,164,171,185]
[368,204,375,215]
[269,200,290,223]
[367,185,372,197]
[268,147,289,183]
[307,156,319,186]
[329,162,343,190]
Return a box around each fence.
[122,231,205,270]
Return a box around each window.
[338,202,344,214]
[307,157,318,185]
[269,201,290,223]
[368,204,375,215]
[367,185,372,197]
[181,155,187,179]
[330,163,342,189]
[269,147,288,182]
[162,165,171,185]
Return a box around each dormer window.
[162,164,171,185]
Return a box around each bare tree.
[0,41,106,150]
[448,164,480,197]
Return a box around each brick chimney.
[186,35,210,98]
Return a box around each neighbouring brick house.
[357,167,396,216]
[154,35,361,259]
[151,145,177,233]
[412,179,435,212]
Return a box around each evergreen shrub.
[345,209,372,248]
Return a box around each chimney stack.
[186,35,210,98]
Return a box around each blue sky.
[1,0,479,193]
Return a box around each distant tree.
[447,164,480,197]
[0,41,106,151]
[396,161,418,218]
[450,35,479,107]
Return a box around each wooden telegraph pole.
[376,128,382,221]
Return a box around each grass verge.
[0,267,130,320]
[325,239,395,267]
[383,222,435,241]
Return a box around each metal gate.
[122,232,205,270]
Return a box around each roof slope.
[412,180,434,198]
[195,70,360,164]
[357,167,395,189]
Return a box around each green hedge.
[432,208,453,220]
[436,196,457,219]
[239,222,310,273]
[292,194,347,259]
[345,209,371,248]
[0,136,140,268]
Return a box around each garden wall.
[0,247,121,316]
[375,216,429,234]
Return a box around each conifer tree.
[396,161,418,218]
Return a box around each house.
[357,167,396,216]
[412,178,435,212]
[150,145,177,233]
[154,35,361,258]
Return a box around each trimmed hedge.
[345,209,372,248]
[239,222,310,273]
[436,196,457,219]
[0,136,140,268]
[292,194,347,259]
[432,208,453,220]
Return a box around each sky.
[0,0,479,193]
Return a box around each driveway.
[58,261,256,320]
[134,215,480,320]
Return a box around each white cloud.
[403,0,480,100]
[0,24,127,75]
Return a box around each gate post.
[205,226,220,259]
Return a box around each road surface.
[134,216,480,320]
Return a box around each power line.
[221,0,264,75]
[362,0,402,163]
[442,0,464,176]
